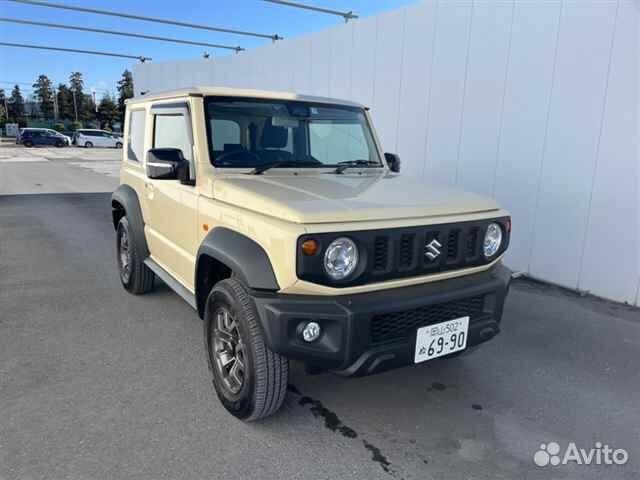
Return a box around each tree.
[56,84,75,121]
[68,71,85,122]
[0,89,7,123]
[32,74,55,119]
[97,95,119,129]
[117,69,134,123]
[8,85,25,122]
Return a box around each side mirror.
[384,152,401,173]
[146,148,191,183]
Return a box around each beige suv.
[112,87,511,421]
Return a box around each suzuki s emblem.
[425,238,442,261]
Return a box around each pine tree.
[8,85,25,122]
[117,69,134,123]
[68,72,84,122]
[97,95,119,129]
[32,74,55,119]
[0,89,7,123]
[56,84,75,121]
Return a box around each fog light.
[301,321,321,342]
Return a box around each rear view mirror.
[146,148,191,183]
[384,152,401,173]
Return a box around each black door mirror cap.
[146,148,186,181]
[384,152,401,173]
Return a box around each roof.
[126,86,366,109]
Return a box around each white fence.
[133,0,639,306]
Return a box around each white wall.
[133,0,640,306]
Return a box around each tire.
[84,141,93,148]
[116,216,154,294]
[55,140,64,148]
[115,142,123,149]
[204,278,288,421]
[23,140,33,148]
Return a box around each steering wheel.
[215,150,262,167]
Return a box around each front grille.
[296,217,510,287]
[370,295,490,345]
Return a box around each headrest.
[223,143,243,152]
[261,120,288,149]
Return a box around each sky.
[0,0,416,99]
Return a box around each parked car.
[18,128,70,148]
[112,87,512,421]
[74,129,123,148]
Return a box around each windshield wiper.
[247,161,286,175]
[247,160,324,175]
[334,159,381,174]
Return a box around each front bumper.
[252,263,511,376]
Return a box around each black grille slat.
[370,295,489,345]
[373,236,389,271]
[447,230,460,260]
[399,234,415,268]
[466,227,479,259]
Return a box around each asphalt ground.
[0,145,119,195]
[1,146,639,479]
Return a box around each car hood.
[212,171,501,224]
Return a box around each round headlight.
[483,223,503,258]
[324,237,358,280]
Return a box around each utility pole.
[53,86,58,121]
[92,89,97,112]
[71,89,78,122]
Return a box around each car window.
[128,110,146,162]
[309,123,370,165]
[211,119,241,151]
[153,114,192,161]
[204,98,380,169]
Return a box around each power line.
[0,81,112,94]
[0,17,244,52]
[0,42,151,62]
[261,0,358,22]
[6,0,283,41]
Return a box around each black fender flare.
[111,184,149,259]
[196,227,279,315]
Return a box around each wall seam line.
[454,0,475,186]
[394,8,409,153]
[526,0,564,275]
[371,16,381,109]
[421,0,440,180]
[491,0,516,197]
[576,0,620,292]
[347,23,356,98]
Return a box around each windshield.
[204,97,382,169]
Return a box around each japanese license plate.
[414,316,469,363]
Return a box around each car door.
[103,132,116,147]
[143,101,199,290]
[97,131,109,147]
[88,132,101,147]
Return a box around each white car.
[75,129,123,148]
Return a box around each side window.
[153,114,192,161]
[128,110,146,162]
[211,119,241,152]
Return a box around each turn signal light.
[301,239,319,256]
